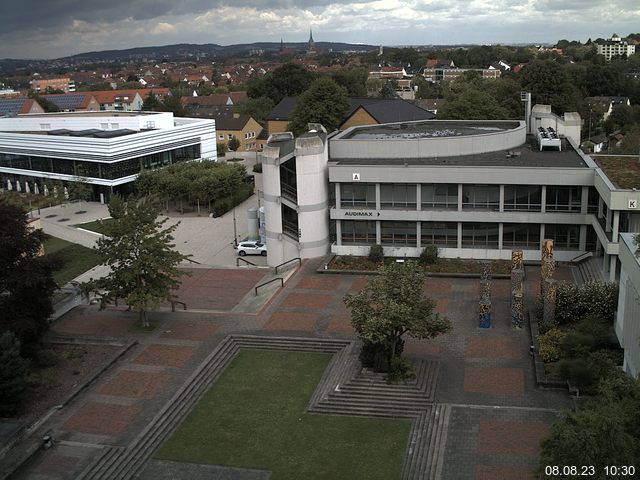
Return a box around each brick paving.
[11,261,576,480]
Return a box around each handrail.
[255,277,283,296]
[171,300,187,312]
[275,257,301,274]
[570,251,593,263]
[236,257,258,267]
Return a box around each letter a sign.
[352,173,361,181]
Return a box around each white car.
[236,241,267,256]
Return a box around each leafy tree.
[248,63,315,104]
[217,142,228,157]
[0,332,30,417]
[142,92,163,111]
[343,261,451,373]
[438,88,509,120]
[69,177,92,204]
[0,200,60,349]
[87,196,190,327]
[29,94,59,113]
[288,77,350,134]
[518,60,580,113]
[227,137,241,152]
[162,91,187,117]
[237,96,275,127]
[332,67,368,97]
[379,79,399,99]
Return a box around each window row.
[338,183,598,213]
[340,221,591,250]
[0,145,200,180]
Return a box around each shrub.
[387,356,416,383]
[558,357,596,388]
[555,282,579,325]
[578,281,618,321]
[217,142,227,157]
[537,328,568,363]
[0,332,30,417]
[418,245,439,266]
[368,244,384,264]
[252,163,263,173]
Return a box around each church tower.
[307,29,316,54]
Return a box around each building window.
[341,220,376,245]
[588,187,599,214]
[503,185,542,211]
[461,223,499,248]
[228,134,233,140]
[341,183,376,209]
[380,184,417,209]
[545,224,580,249]
[40,123,51,130]
[110,123,119,129]
[282,204,299,240]
[381,221,417,246]
[502,223,540,248]
[545,186,582,212]
[421,184,457,210]
[462,185,500,210]
[421,222,458,246]
[218,134,224,140]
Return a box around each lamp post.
[232,207,238,247]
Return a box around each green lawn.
[156,350,411,480]
[75,218,114,235]
[43,237,102,286]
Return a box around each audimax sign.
[344,211,381,217]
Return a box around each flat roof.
[18,111,160,118]
[592,155,640,189]
[342,120,521,140]
[331,136,588,169]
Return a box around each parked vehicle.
[236,241,267,256]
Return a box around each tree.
[343,261,451,374]
[69,177,92,204]
[0,332,30,416]
[438,88,509,120]
[227,137,241,152]
[237,96,275,127]
[142,92,163,111]
[332,67,368,97]
[87,196,190,327]
[288,77,350,134]
[0,200,60,349]
[248,63,316,104]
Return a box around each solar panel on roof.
[43,95,84,110]
[0,99,26,116]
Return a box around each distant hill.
[60,41,378,62]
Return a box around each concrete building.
[30,77,76,93]
[0,111,216,201]
[616,233,640,378]
[260,106,640,283]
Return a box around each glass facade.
[421,184,458,210]
[279,157,297,202]
[381,221,416,246]
[545,186,582,212]
[341,220,376,245]
[380,184,417,209]
[503,185,542,211]
[421,222,458,246]
[545,224,580,249]
[0,144,200,181]
[502,223,540,248]
[462,223,500,248]
[340,183,376,208]
[462,185,500,210]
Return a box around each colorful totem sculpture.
[511,250,525,328]
[540,239,555,298]
[478,261,492,328]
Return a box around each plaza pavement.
[5,253,574,480]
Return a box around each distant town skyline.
[0,0,638,60]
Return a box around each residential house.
[42,93,101,112]
[597,34,636,61]
[80,89,171,111]
[586,96,631,121]
[184,105,262,151]
[30,76,75,93]
[0,97,45,116]
[266,97,435,135]
[181,92,248,107]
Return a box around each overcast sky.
[0,0,638,59]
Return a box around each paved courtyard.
[6,259,572,480]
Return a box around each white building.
[616,233,640,378]
[597,34,636,61]
[0,111,216,201]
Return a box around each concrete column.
[612,210,620,242]
[458,184,463,211]
[499,185,505,213]
[581,186,589,214]
[416,184,421,211]
[375,183,381,210]
[579,225,587,251]
[336,220,342,246]
[457,222,462,249]
[598,196,604,219]
[541,185,546,213]
[609,255,617,282]
[335,183,341,208]
[498,223,504,251]
[539,224,545,250]
[416,221,422,249]
[376,220,381,245]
